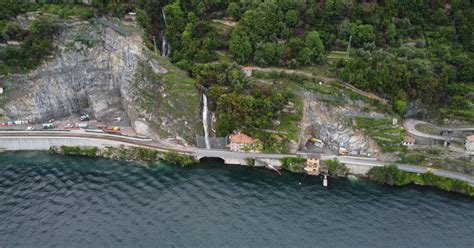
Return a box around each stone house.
[242,66,253,77]
[465,135,474,155]
[304,154,320,175]
[227,133,261,153]
[124,12,136,22]
[402,135,416,146]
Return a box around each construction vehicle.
[338,147,348,155]
[101,126,121,134]
[309,137,325,148]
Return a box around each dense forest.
[137,0,474,119]
[1,0,473,122]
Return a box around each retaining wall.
[0,136,135,151]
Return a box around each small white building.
[7,41,21,46]
[242,66,253,77]
[125,12,137,22]
[465,135,474,155]
[402,135,416,146]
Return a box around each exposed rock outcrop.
[3,18,200,145]
[299,91,380,155]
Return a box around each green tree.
[285,10,299,27]
[449,96,469,109]
[229,29,253,64]
[350,23,375,47]
[289,37,303,55]
[305,31,324,62]
[0,0,26,20]
[297,47,312,65]
[254,42,280,66]
[135,8,148,29]
[288,58,299,69]
[227,2,240,19]
[216,112,235,136]
[227,66,250,92]
[164,2,186,58]
[394,99,407,116]
[386,23,397,45]
[368,164,400,185]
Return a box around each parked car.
[80,114,90,121]
[27,126,35,130]
[42,123,54,129]
[77,122,88,128]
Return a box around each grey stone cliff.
[2,18,200,145]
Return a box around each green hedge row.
[368,165,473,196]
[162,152,198,167]
[57,145,97,157]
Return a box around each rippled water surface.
[0,152,473,247]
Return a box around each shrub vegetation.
[58,145,98,157]
[280,156,306,172]
[368,165,473,196]
[163,152,198,167]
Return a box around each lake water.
[0,152,472,247]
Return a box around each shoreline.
[4,147,473,198]
[1,131,473,185]
[0,130,472,196]
[28,145,474,197]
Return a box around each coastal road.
[1,130,473,185]
[403,119,450,141]
[403,119,471,142]
[407,119,474,131]
[0,130,298,160]
[337,156,474,185]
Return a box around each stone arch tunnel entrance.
[197,157,226,164]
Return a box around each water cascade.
[202,94,211,149]
[161,9,170,57]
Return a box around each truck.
[338,147,348,156]
[101,126,121,135]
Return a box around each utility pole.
[346,35,352,58]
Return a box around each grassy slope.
[209,18,401,151]
[440,84,474,121]
[134,51,201,141]
[350,117,406,152]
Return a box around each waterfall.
[202,94,211,149]
[161,31,168,57]
[161,9,170,57]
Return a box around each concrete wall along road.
[0,136,136,151]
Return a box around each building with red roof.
[227,133,261,153]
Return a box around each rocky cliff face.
[298,91,380,155]
[2,18,200,145]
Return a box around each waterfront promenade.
[0,130,473,186]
